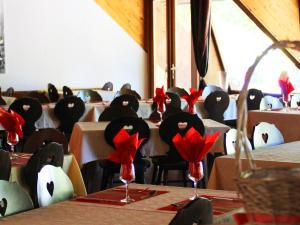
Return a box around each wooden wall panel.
[95,0,146,50]
[234,0,300,67]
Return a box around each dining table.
[0,183,242,225]
[207,141,300,191]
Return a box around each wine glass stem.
[11,145,14,153]
[125,182,128,200]
[194,181,197,197]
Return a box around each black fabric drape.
[191,0,212,91]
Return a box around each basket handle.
[235,40,300,175]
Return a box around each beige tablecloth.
[0,184,238,225]
[247,109,300,143]
[207,141,300,191]
[70,120,230,167]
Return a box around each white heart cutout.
[178,122,188,129]
[250,95,255,100]
[67,103,74,108]
[122,101,129,106]
[216,97,222,102]
[123,125,133,131]
[23,105,30,111]
[166,99,171,104]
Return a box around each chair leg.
[101,169,108,190]
[163,169,168,185]
[151,164,158,185]
[156,167,163,185]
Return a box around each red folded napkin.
[172,127,219,162]
[153,86,168,113]
[182,88,202,113]
[233,213,300,225]
[0,108,25,144]
[278,71,294,102]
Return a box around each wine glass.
[119,163,135,203]
[282,93,289,111]
[6,132,19,158]
[188,161,204,200]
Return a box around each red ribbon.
[0,107,25,141]
[182,88,202,114]
[234,213,300,225]
[153,86,168,113]
[279,72,294,102]
[172,127,219,162]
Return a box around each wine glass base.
[120,196,135,203]
[189,194,199,201]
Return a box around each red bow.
[172,127,219,162]
[153,86,168,113]
[108,129,145,165]
[182,88,202,113]
[234,213,300,225]
[278,72,294,102]
[0,107,25,139]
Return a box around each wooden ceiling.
[234,0,300,68]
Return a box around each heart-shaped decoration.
[297,101,300,107]
[107,88,111,91]
[123,125,133,131]
[23,104,31,111]
[232,140,236,144]
[122,101,129,106]
[46,181,54,196]
[0,198,7,217]
[166,99,171,104]
[262,133,268,144]
[216,97,222,102]
[67,103,74,108]
[249,95,255,100]
[178,122,188,129]
[267,103,272,109]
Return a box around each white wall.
[0,0,148,97]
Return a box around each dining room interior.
[0,0,299,224]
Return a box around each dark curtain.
[191,0,212,91]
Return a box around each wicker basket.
[235,40,300,225]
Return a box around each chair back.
[47,83,59,102]
[77,90,102,103]
[0,151,11,181]
[54,96,85,134]
[167,87,189,97]
[23,128,68,154]
[62,86,73,98]
[98,105,138,122]
[5,87,14,97]
[28,91,50,104]
[159,112,205,162]
[224,128,252,155]
[120,89,141,100]
[110,94,139,112]
[120,83,131,91]
[204,91,229,123]
[290,93,300,108]
[259,95,283,110]
[0,180,33,217]
[9,97,42,137]
[252,122,284,149]
[104,116,150,161]
[102,82,113,91]
[24,142,64,206]
[202,85,223,98]
[247,88,264,110]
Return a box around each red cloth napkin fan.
[278,72,294,102]
[0,107,25,142]
[233,213,300,225]
[153,86,168,113]
[172,127,219,163]
[182,88,202,113]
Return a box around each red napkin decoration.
[278,72,294,102]
[182,88,202,113]
[172,127,219,162]
[153,86,168,113]
[233,213,300,225]
[0,108,25,144]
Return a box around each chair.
[9,97,42,137]
[23,142,69,207]
[101,82,113,91]
[0,150,11,181]
[23,128,69,154]
[0,180,33,217]
[152,112,205,186]
[5,87,14,97]
[110,94,139,112]
[62,86,73,98]
[54,96,85,135]
[252,122,284,149]
[247,88,264,110]
[201,85,223,98]
[162,92,182,120]
[169,197,213,225]
[167,87,189,97]
[259,95,283,110]
[290,93,300,108]
[98,105,138,122]
[28,91,50,104]
[77,90,102,103]
[120,89,141,100]
[47,83,59,103]
[120,83,131,91]
[204,91,229,123]
[224,128,252,155]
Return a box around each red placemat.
[11,153,31,166]
[75,187,168,206]
[157,195,243,215]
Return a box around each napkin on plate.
[278,71,294,102]
[153,86,168,113]
[182,88,202,113]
